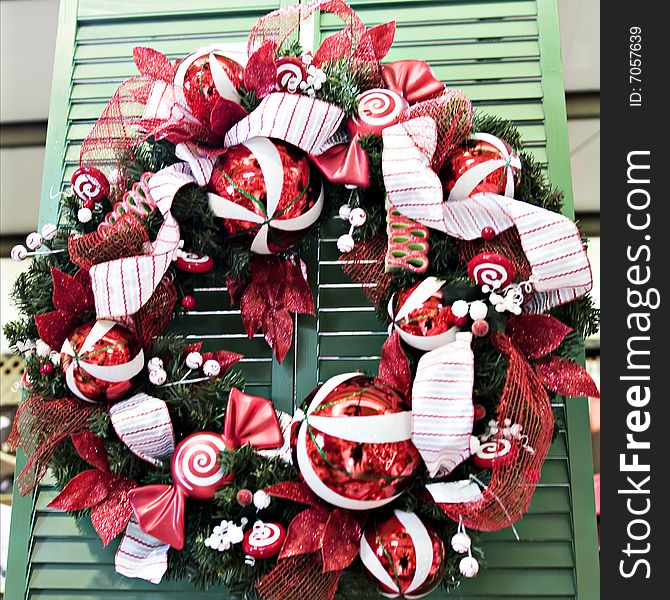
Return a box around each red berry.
[236,489,253,507]
[39,362,54,376]
[471,319,490,337]
[481,227,496,241]
[453,315,468,327]
[82,198,96,210]
[473,404,487,421]
[181,295,196,310]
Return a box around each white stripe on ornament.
[209,51,241,104]
[394,511,433,594]
[360,530,400,595]
[80,349,144,382]
[307,411,412,444]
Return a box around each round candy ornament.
[360,510,446,599]
[171,432,234,500]
[209,138,323,253]
[275,56,307,93]
[390,277,458,351]
[173,48,244,125]
[472,438,519,469]
[175,252,214,273]
[467,252,516,292]
[242,521,287,559]
[441,133,521,201]
[347,88,410,137]
[60,320,144,403]
[295,373,420,510]
[71,166,110,203]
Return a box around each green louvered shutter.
[6,1,599,599]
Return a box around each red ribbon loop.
[381,60,445,104]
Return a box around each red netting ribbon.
[256,554,341,600]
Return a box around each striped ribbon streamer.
[224,92,344,155]
[411,332,475,478]
[90,163,195,319]
[109,394,176,583]
[382,120,592,311]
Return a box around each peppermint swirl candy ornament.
[347,88,410,137]
[275,57,307,93]
[171,432,233,500]
[467,252,515,292]
[242,521,287,558]
[472,438,518,469]
[71,166,110,203]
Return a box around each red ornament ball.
[60,320,144,403]
[171,432,233,500]
[441,135,520,201]
[82,198,96,210]
[236,488,253,507]
[181,295,197,310]
[173,50,244,125]
[481,226,496,241]
[471,319,490,337]
[296,374,420,510]
[39,362,54,376]
[473,404,487,421]
[452,314,469,328]
[360,510,446,598]
[209,139,322,253]
[242,522,287,559]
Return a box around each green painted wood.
[7,1,597,598]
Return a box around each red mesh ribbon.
[228,255,314,364]
[48,430,136,546]
[436,333,554,531]
[8,396,102,494]
[256,554,341,600]
[339,231,393,306]
[133,275,177,350]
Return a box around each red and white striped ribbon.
[115,515,170,584]
[109,394,176,582]
[411,332,475,478]
[224,92,344,155]
[109,393,175,466]
[359,510,435,599]
[90,163,195,319]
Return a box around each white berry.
[148,357,164,372]
[469,436,481,454]
[337,234,355,253]
[348,208,367,227]
[227,525,244,544]
[338,204,352,220]
[26,232,43,250]
[459,556,479,578]
[11,244,28,261]
[35,339,51,358]
[202,359,221,377]
[149,368,167,385]
[49,350,61,366]
[451,532,472,554]
[452,300,469,318]
[469,300,488,321]
[253,490,271,510]
[77,207,93,223]
[41,223,58,241]
[185,351,203,370]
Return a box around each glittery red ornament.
[296,375,420,510]
[82,198,95,210]
[236,488,253,506]
[181,295,196,310]
[441,136,520,200]
[471,319,490,337]
[360,510,446,598]
[39,362,54,376]
[175,52,244,125]
[209,140,322,253]
[60,320,144,403]
[242,522,287,559]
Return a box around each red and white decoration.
[275,57,307,93]
[242,521,287,559]
[71,165,110,203]
[467,252,516,292]
[411,332,475,478]
[347,88,410,137]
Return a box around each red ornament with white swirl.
[467,252,516,292]
[60,320,144,403]
[295,373,420,510]
[360,510,446,599]
[472,438,518,469]
[275,57,307,93]
[347,89,410,137]
[71,166,110,203]
[242,521,287,559]
[171,432,233,500]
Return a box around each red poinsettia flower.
[506,314,600,398]
[48,430,136,546]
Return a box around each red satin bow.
[129,388,283,549]
[312,60,444,188]
[266,481,364,572]
[34,267,94,350]
[48,430,136,546]
[506,314,600,398]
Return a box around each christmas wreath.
[6,1,600,598]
